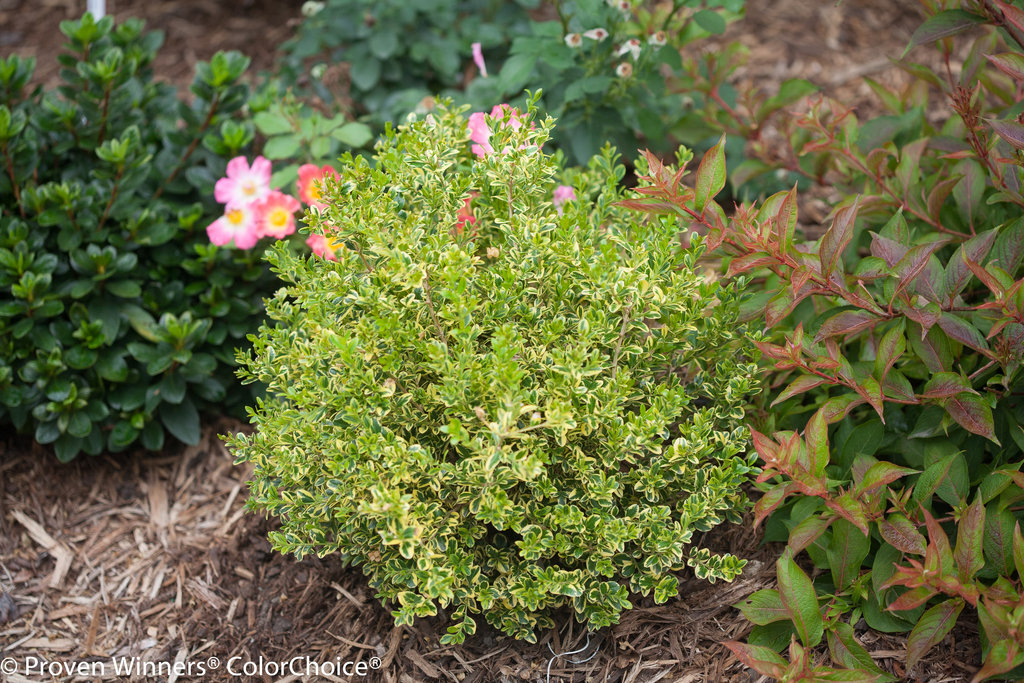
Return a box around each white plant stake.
[87,0,105,19]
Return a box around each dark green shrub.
[280,0,750,165]
[228,103,760,643]
[0,14,278,460]
[624,1,1024,678]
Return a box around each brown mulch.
[0,0,992,681]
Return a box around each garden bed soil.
[0,0,992,680]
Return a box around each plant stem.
[153,92,221,199]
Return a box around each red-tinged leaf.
[913,254,945,305]
[753,340,789,361]
[906,598,966,668]
[874,319,906,381]
[923,509,955,577]
[772,375,829,407]
[776,185,798,255]
[723,641,788,678]
[820,394,866,423]
[765,287,797,327]
[826,492,870,536]
[791,265,815,297]
[829,518,871,590]
[901,300,942,332]
[777,549,824,647]
[972,638,1023,683]
[870,232,909,267]
[857,462,918,495]
[986,52,1024,81]
[887,585,939,612]
[954,496,986,581]
[893,242,946,300]
[860,376,885,421]
[908,322,952,372]
[1013,522,1024,582]
[993,218,1024,273]
[926,176,961,224]
[943,230,998,304]
[695,134,726,214]
[828,622,893,680]
[819,198,859,280]
[978,600,1011,645]
[995,0,1024,32]
[727,251,776,277]
[945,392,998,442]
[963,256,1005,296]
[921,371,973,399]
[789,514,834,553]
[879,514,927,555]
[750,428,780,463]
[616,199,677,215]
[753,482,796,528]
[882,370,916,401]
[990,119,1024,150]
[733,589,789,625]
[815,310,881,343]
[804,409,829,478]
[905,9,986,54]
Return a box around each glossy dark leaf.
[814,310,881,343]
[906,598,965,668]
[945,392,998,442]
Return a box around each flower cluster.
[206,156,337,259]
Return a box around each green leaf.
[905,10,986,55]
[827,622,895,680]
[262,134,301,160]
[777,548,823,647]
[693,9,727,34]
[331,121,374,148]
[819,199,859,280]
[828,519,871,591]
[723,641,787,678]
[497,53,537,94]
[953,495,986,580]
[944,392,997,443]
[253,111,294,136]
[906,598,965,668]
[53,433,82,463]
[694,134,726,214]
[349,58,381,90]
[106,279,140,298]
[879,514,927,555]
[734,589,789,625]
[159,397,200,445]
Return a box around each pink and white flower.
[616,62,633,78]
[583,28,608,41]
[616,39,641,61]
[214,156,271,208]
[207,204,260,249]
[468,104,528,158]
[471,42,488,78]
[305,233,337,260]
[254,190,302,239]
[296,163,338,210]
[564,33,582,48]
[648,31,667,46]
[553,185,576,214]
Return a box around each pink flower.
[296,163,338,210]
[207,204,260,249]
[305,233,337,260]
[215,156,271,208]
[468,104,528,158]
[471,42,488,78]
[553,185,576,214]
[254,190,301,239]
[455,192,479,235]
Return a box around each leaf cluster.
[0,14,280,460]
[623,3,1024,678]
[228,103,761,643]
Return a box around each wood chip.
[12,510,74,588]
